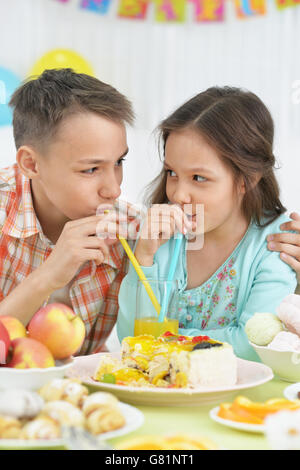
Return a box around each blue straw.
[158,232,184,323]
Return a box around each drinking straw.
[158,232,184,323]
[103,210,161,315]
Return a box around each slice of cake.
[94,332,237,389]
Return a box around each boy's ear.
[16,146,40,178]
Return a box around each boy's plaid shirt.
[0,164,134,355]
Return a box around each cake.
[94,332,237,389]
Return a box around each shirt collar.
[2,170,41,239]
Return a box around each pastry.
[268,331,300,352]
[277,294,300,336]
[38,378,89,407]
[82,392,119,416]
[0,389,44,419]
[85,407,125,435]
[245,313,284,346]
[20,416,60,440]
[82,392,125,435]
[94,332,237,388]
[0,415,22,439]
[40,400,85,428]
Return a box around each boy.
[0,68,135,354]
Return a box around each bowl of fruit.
[0,303,86,390]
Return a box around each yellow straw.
[118,236,161,316]
[103,210,161,315]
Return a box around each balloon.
[0,67,21,126]
[29,49,95,78]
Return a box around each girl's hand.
[134,204,192,266]
[267,212,300,275]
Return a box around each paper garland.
[55,0,300,20]
[234,0,267,18]
[189,0,225,22]
[276,0,300,9]
[118,0,149,19]
[80,0,112,14]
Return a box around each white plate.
[284,383,300,401]
[0,402,144,449]
[209,406,265,434]
[0,358,74,391]
[250,342,300,383]
[66,352,274,407]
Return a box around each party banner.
[118,0,150,19]
[80,0,112,14]
[275,0,300,9]
[234,0,267,18]
[153,0,186,22]
[189,0,225,22]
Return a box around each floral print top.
[178,256,238,331]
[117,214,297,360]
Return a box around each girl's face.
[164,128,246,237]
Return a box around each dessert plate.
[283,383,300,401]
[0,402,144,450]
[66,352,274,407]
[209,406,265,434]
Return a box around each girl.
[117,86,297,361]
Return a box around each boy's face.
[34,112,128,220]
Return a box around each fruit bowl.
[250,342,300,382]
[0,358,74,391]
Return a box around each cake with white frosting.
[94,332,237,388]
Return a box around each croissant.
[20,416,60,440]
[85,406,125,435]
[0,415,22,439]
[82,392,119,416]
[39,379,88,408]
[40,400,85,428]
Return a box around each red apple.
[6,337,55,369]
[0,321,10,365]
[0,316,27,341]
[28,303,86,359]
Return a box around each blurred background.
[0,0,300,213]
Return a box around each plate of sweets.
[66,332,274,407]
[210,395,300,434]
[0,378,144,450]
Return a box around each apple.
[6,337,55,369]
[0,321,10,365]
[27,303,86,359]
[0,316,27,341]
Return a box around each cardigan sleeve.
[178,250,297,361]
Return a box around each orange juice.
[134,317,179,338]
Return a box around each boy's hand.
[40,212,132,291]
[134,204,192,266]
[267,212,300,274]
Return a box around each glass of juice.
[134,279,179,337]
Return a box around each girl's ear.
[16,146,40,179]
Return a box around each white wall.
[0,0,300,213]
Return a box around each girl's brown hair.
[145,86,285,227]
